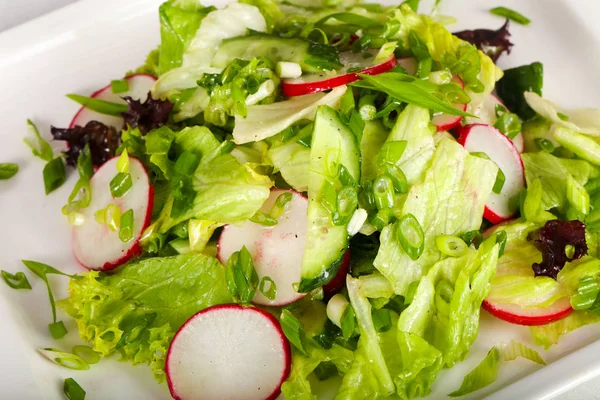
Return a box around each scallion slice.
[119,209,135,242]
[1,270,31,290]
[280,309,307,355]
[111,79,129,94]
[110,172,133,198]
[43,157,67,195]
[396,213,424,260]
[0,163,18,180]
[66,94,128,116]
[64,378,86,400]
[436,235,468,257]
[72,345,101,365]
[24,119,53,162]
[490,6,531,25]
[38,348,90,370]
[259,276,277,301]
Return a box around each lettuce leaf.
[157,0,214,75]
[524,92,600,136]
[385,104,434,185]
[521,152,598,213]
[57,254,232,381]
[233,86,347,144]
[374,138,497,295]
[530,310,600,349]
[267,140,310,192]
[152,3,267,98]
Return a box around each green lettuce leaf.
[267,140,310,192]
[530,310,600,349]
[157,0,214,75]
[374,138,497,295]
[521,152,598,213]
[152,2,267,98]
[239,0,284,32]
[449,340,545,397]
[57,254,232,381]
[385,104,434,185]
[521,117,554,153]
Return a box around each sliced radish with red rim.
[282,50,397,97]
[166,304,291,400]
[482,297,573,326]
[457,124,525,224]
[465,93,524,153]
[69,74,156,130]
[218,189,308,306]
[73,156,153,270]
[431,75,466,132]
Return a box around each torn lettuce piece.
[57,254,232,381]
[524,91,600,136]
[233,85,347,144]
[267,140,310,192]
[384,104,434,185]
[374,138,497,295]
[530,310,600,349]
[449,340,545,397]
[521,151,598,214]
[152,2,267,98]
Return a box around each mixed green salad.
[4,0,600,399]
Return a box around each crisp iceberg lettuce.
[530,310,600,349]
[374,138,497,295]
[267,140,310,192]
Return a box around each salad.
[3,0,600,399]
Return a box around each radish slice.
[482,297,573,326]
[396,56,417,75]
[69,74,157,129]
[457,124,525,224]
[166,304,291,400]
[465,93,524,153]
[217,189,308,306]
[73,156,153,270]
[431,76,466,132]
[281,51,397,97]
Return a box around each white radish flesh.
[166,304,291,400]
[73,156,153,270]
[217,189,308,306]
[466,93,524,153]
[457,124,525,224]
[69,74,157,129]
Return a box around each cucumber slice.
[212,33,342,73]
[298,105,360,292]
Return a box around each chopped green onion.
[460,230,483,249]
[490,7,531,25]
[339,165,356,188]
[174,151,200,176]
[396,213,425,260]
[373,175,395,210]
[119,209,135,242]
[495,230,508,257]
[49,321,68,340]
[428,70,452,85]
[494,112,522,140]
[66,94,128,116]
[372,308,392,332]
[43,157,67,195]
[557,112,570,122]
[62,178,92,217]
[320,180,338,215]
[359,180,377,212]
[72,346,100,365]
[111,79,129,94]
[22,260,79,339]
[449,340,544,397]
[270,192,293,219]
[0,163,18,180]
[405,280,420,305]
[67,212,85,226]
[110,172,133,198]
[250,211,278,226]
[95,204,122,231]
[64,378,86,400]
[1,270,31,290]
[24,119,53,162]
[436,235,468,257]
[336,186,359,218]
[340,304,357,340]
[297,134,312,148]
[382,164,408,194]
[77,144,94,179]
[571,276,600,310]
[280,309,307,355]
[225,246,259,303]
[534,138,555,152]
[494,104,507,118]
[339,87,356,118]
[38,348,90,370]
[377,140,407,167]
[358,95,377,121]
[116,149,130,173]
[369,208,393,231]
[492,167,506,195]
[259,276,277,301]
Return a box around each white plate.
[1,0,600,399]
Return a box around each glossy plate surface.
[0,0,599,398]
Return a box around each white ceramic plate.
[1,0,600,399]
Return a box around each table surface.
[1,0,599,398]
